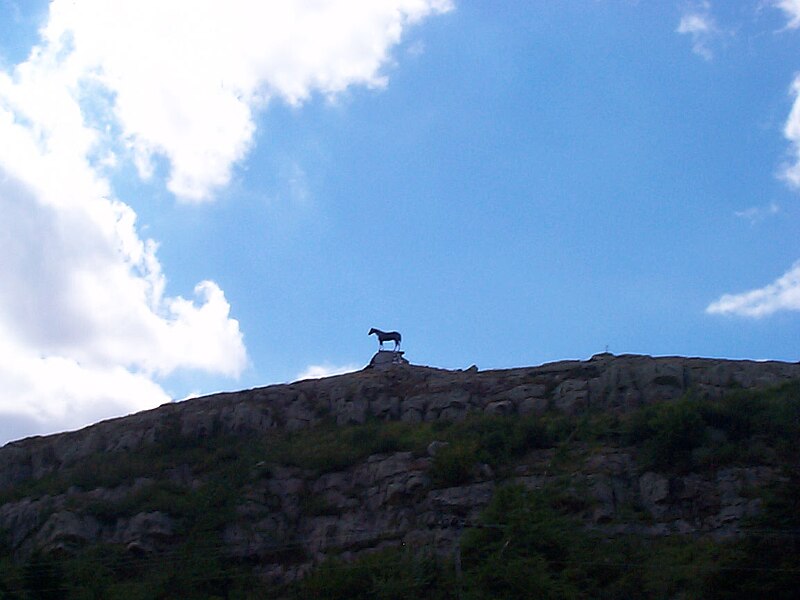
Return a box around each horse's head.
[368,328,377,336]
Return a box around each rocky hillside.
[1,353,799,598]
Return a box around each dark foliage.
[1,382,799,597]
[293,547,456,600]
[624,382,800,473]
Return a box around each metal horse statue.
[368,328,402,351]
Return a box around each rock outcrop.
[4,353,797,487]
[1,353,798,582]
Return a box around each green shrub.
[296,547,456,600]
[465,480,797,599]
[298,489,338,517]
[461,484,620,599]
[22,552,65,600]
[701,471,800,599]
[272,419,431,474]
[653,375,683,387]
[427,414,569,487]
[625,383,800,473]
[625,398,707,472]
[430,440,479,487]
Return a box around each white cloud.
[706,261,800,317]
[0,1,452,444]
[0,155,246,378]
[677,1,721,60]
[776,0,800,28]
[781,74,800,188]
[36,0,454,202]
[295,363,361,381]
[0,336,171,441]
[695,4,800,321]
[734,201,780,224]
[0,114,247,443]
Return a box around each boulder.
[368,351,409,369]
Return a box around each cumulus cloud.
[706,262,800,317]
[704,5,800,320]
[781,74,800,188]
[0,104,247,441]
[38,0,454,202]
[677,1,721,60]
[776,0,800,29]
[0,0,452,444]
[0,338,172,441]
[295,363,362,381]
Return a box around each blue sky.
[1,0,800,444]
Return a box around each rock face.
[368,350,409,369]
[5,353,796,487]
[0,353,798,581]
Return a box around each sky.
[1,0,800,445]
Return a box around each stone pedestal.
[368,350,409,369]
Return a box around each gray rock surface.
[1,353,798,580]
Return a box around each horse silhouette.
[369,328,401,350]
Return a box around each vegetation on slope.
[0,382,798,598]
[293,477,800,600]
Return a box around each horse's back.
[369,328,401,342]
